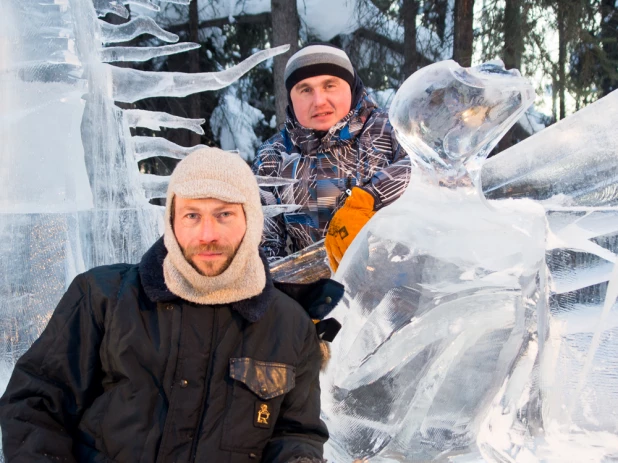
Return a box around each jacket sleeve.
[253,141,289,259]
[363,121,412,210]
[0,274,105,462]
[261,319,328,462]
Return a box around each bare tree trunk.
[452,0,474,66]
[271,0,299,125]
[422,0,448,41]
[503,0,523,70]
[600,0,618,96]
[551,74,558,122]
[497,0,524,153]
[401,0,419,79]
[557,3,566,120]
[188,0,201,145]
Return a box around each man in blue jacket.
[0,148,342,462]
[253,43,411,270]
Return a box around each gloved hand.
[325,187,376,272]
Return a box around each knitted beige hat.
[163,147,266,305]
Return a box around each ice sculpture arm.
[253,142,289,259]
[0,275,105,462]
[363,120,412,209]
[261,317,328,462]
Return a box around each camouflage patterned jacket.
[253,92,411,259]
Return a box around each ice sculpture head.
[389,60,535,186]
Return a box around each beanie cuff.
[173,178,246,204]
[285,63,355,92]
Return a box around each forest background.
[104,0,618,178]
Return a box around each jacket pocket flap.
[229,358,295,400]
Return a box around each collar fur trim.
[138,237,273,323]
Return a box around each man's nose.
[312,89,327,105]
[198,218,221,243]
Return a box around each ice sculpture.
[0,0,285,408]
[321,60,618,462]
[481,91,618,461]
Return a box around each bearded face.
[172,196,247,277]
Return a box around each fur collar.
[138,237,344,325]
[138,237,273,323]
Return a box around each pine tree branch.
[353,27,403,55]
[165,12,272,34]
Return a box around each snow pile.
[210,92,266,161]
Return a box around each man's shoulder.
[79,263,139,297]
[365,105,390,123]
[268,287,314,325]
[82,262,137,279]
[358,105,395,141]
[257,130,290,157]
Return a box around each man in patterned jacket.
[253,43,411,271]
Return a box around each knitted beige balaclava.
[163,147,266,305]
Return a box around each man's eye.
[185,213,199,220]
[219,212,233,218]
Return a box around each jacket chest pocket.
[220,358,295,453]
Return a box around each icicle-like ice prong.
[111,45,290,103]
[132,136,205,162]
[99,17,179,44]
[94,0,129,18]
[123,0,159,11]
[100,43,200,63]
[140,174,170,199]
[123,109,205,134]
[255,176,299,187]
[262,205,302,218]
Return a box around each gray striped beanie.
[284,43,355,92]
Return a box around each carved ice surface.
[322,61,618,462]
[482,92,618,461]
[262,205,303,218]
[99,16,179,44]
[110,46,289,103]
[100,42,200,63]
[255,176,299,187]
[0,1,287,450]
[132,136,206,162]
[3,0,618,459]
[124,109,205,134]
[483,90,618,208]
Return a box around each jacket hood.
[138,237,344,324]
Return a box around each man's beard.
[182,243,238,277]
